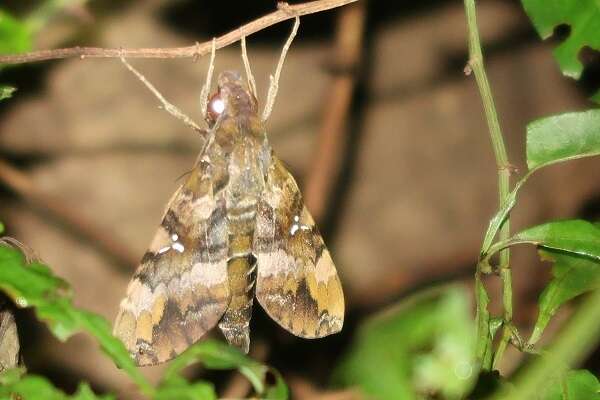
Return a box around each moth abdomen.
[218,211,257,353]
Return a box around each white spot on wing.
[289,214,311,236]
[172,242,185,253]
[154,230,186,255]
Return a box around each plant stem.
[463,0,512,370]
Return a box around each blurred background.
[0,0,599,398]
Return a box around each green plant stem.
[464,0,512,370]
[491,280,512,368]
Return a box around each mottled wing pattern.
[254,156,344,338]
[0,307,19,372]
[113,164,230,366]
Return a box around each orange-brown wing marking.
[254,157,344,338]
[113,165,230,366]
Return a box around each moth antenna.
[262,16,300,121]
[119,55,204,134]
[200,38,217,119]
[241,35,258,98]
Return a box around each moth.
[113,18,344,366]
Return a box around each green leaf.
[514,220,600,261]
[481,189,518,254]
[521,0,600,79]
[0,246,153,396]
[541,370,600,400]
[160,339,287,399]
[333,286,477,400]
[0,222,4,234]
[0,86,15,101]
[0,9,32,54]
[530,250,600,345]
[526,110,600,171]
[0,368,114,400]
[72,383,115,400]
[154,381,216,400]
[262,369,289,400]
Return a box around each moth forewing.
[254,157,344,338]
[113,164,231,366]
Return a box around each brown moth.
[113,20,344,366]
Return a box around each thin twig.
[0,159,139,270]
[0,0,359,65]
[304,2,366,221]
[463,0,512,371]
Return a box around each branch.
[0,0,359,65]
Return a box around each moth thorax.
[207,71,258,127]
[219,71,257,116]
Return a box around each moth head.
[206,71,258,126]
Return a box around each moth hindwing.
[114,71,344,366]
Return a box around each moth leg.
[241,35,258,98]
[0,236,39,263]
[262,16,300,121]
[119,56,204,134]
[199,38,217,119]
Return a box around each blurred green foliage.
[0,86,15,101]
[0,368,114,400]
[541,370,600,400]
[0,9,32,55]
[333,286,476,400]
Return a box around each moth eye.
[206,92,225,124]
